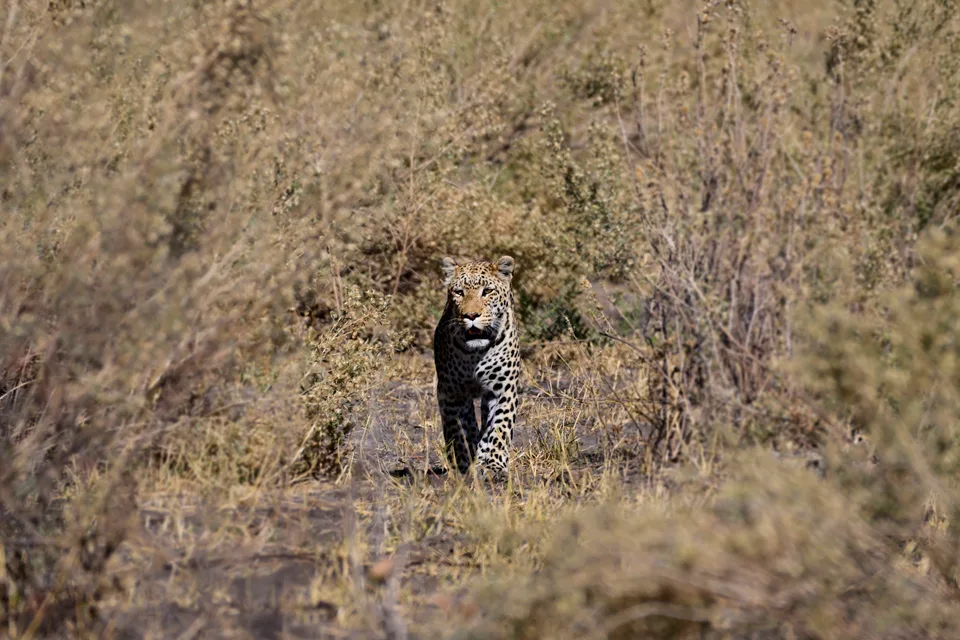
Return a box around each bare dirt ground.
[104,364,631,639]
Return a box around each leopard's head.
[440,255,515,351]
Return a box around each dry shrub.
[457,216,960,640]
[296,286,402,480]
[831,0,960,232]
[0,1,311,632]
[800,224,960,583]
[458,453,958,640]
[544,0,960,467]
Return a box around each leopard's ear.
[496,255,515,282]
[441,256,458,286]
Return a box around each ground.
[105,354,634,639]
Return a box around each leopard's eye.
[452,289,464,297]
[481,287,492,296]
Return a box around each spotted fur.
[433,255,520,477]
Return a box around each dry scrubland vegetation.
[3,0,960,637]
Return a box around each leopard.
[433,255,521,478]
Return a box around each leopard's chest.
[444,338,514,384]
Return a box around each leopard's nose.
[463,312,480,320]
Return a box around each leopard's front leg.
[476,382,518,475]
[438,387,479,474]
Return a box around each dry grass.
[3,0,960,637]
